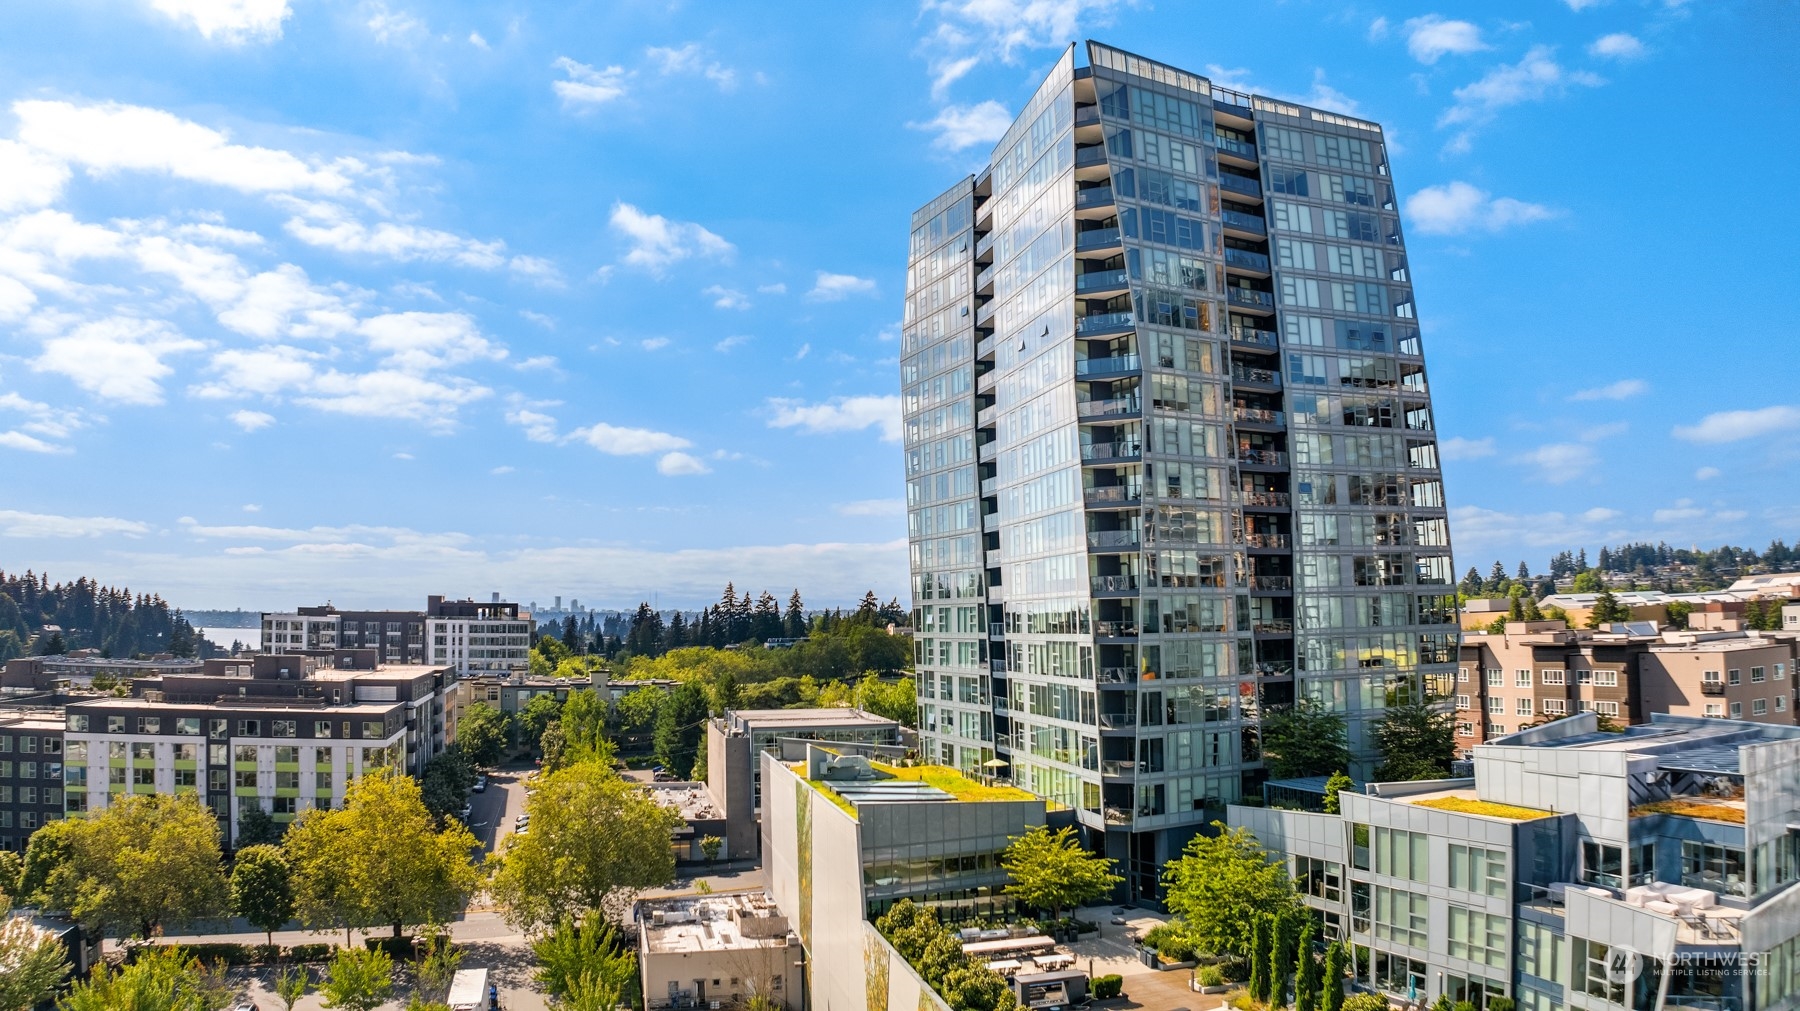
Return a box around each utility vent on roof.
[354,685,398,702]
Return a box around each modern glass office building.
[902,41,1457,900]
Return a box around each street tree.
[60,947,229,1011]
[274,966,309,1011]
[1373,703,1458,781]
[531,913,638,1007]
[999,825,1122,921]
[15,818,80,913]
[419,746,477,820]
[0,914,69,1011]
[414,933,463,1002]
[455,703,510,767]
[229,844,294,947]
[235,806,285,848]
[1162,822,1304,958]
[65,793,229,937]
[489,760,681,932]
[699,835,722,863]
[284,768,483,939]
[1257,699,1349,780]
[519,693,563,753]
[318,946,393,1011]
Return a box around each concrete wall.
[708,720,757,857]
[761,753,868,1011]
[861,921,952,1011]
[640,939,800,1011]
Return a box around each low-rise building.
[635,890,801,1011]
[1231,712,1800,1011]
[0,709,66,852]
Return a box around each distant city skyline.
[0,2,1792,609]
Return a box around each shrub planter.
[1137,947,1197,971]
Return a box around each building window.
[1516,699,1533,716]
[1582,840,1623,889]
[1595,700,1619,717]
[138,717,161,734]
[238,720,261,737]
[362,722,384,739]
[1753,699,1768,716]
[1448,906,1508,967]
[1752,666,1766,683]
[1778,696,1787,712]
[66,715,88,732]
[235,770,258,789]
[107,716,125,733]
[1729,669,1742,686]
[1777,663,1787,681]
[1486,669,1503,687]
[131,743,154,761]
[1458,667,1469,683]
[1702,670,1722,685]
[315,722,333,738]
[1541,669,1566,685]
[176,718,200,735]
[132,768,154,786]
[271,721,297,738]
[1294,855,1343,902]
[1542,699,1567,715]
[1373,827,1429,881]
[1681,841,1747,896]
[1373,886,1429,947]
[1703,704,1722,717]
[1449,844,1507,897]
[1487,697,1504,714]
[1573,939,1627,1005]
[1455,694,1471,710]
[1731,702,1743,718]
[1486,723,1505,736]
[1515,670,1532,687]
[1457,722,1474,737]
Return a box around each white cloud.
[33,316,204,405]
[1695,466,1722,481]
[656,451,712,476]
[1440,436,1496,461]
[190,345,319,399]
[490,465,512,475]
[149,0,291,43]
[507,255,563,285]
[552,57,630,107]
[296,369,490,431]
[519,310,556,329]
[1367,16,1390,41]
[1653,502,1704,522]
[0,140,72,213]
[1582,507,1622,522]
[1450,503,1625,557]
[243,503,261,511]
[807,271,877,302]
[1673,406,1800,444]
[567,422,692,456]
[1569,379,1648,402]
[767,395,902,442]
[230,409,274,431]
[1515,442,1597,484]
[1403,15,1490,64]
[921,0,1119,66]
[15,99,356,196]
[1201,65,1362,116]
[0,509,148,538]
[757,282,787,295]
[609,202,733,275]
[1588,33,1646,60]
[357,312,502,372]
[1404,181,1555,235]
[505,408,560,443]
[468,31,489,49]
[639,337,670,351]
[364,3,425,44]
[794,343,811,360]
[1581,421,1629,442]
[714,335,750,352]
[646,43,737,90]
[0,392,86,449]
[1564,0,1606,9]
[515,355,557,371]
[704,284,749,310]
[1439,45,1603,129]
[837,499,905,517]
[0,431,65,454]
[280,199,510,269]
[913,101,1013,153]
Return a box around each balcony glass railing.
[1082,442,1142,462]
[1075,268,1129,293]
[1228,287,1275,308]
[1075,185,1115,209]
[1225,248,1271,272]
[1239,448,1286,466]
[1095,621,1139,637]
[1241,490,1290,508]
[1099,712,1137,730]
[1231,327,1279,347]
[1097,667,1137,684]
[976,264,995,289]
[1087,530,1142,549]
[1233,366,1281,386]
[1245,532,1291,548]
[1074,146,1108,168]
[1076,353,1141,376]
[1254,621,1295,634]
[1092,574,1139,593]
[1234,407,1283,424]
[1219,173,1262,198]
[1085,485,1141,504]
[1075,227,1122,250]
[1078,395,1141,419]
[1221,210,1267,234]
[1214,135,1257,159]
[1249,575,1294,590]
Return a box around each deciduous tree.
[60,947,228,1011]
[1373,703,1457,781]
[1257,699,1349,780]
[531,913,638,1008]
[230,844,294,947]
[654,682,709,779]
[318,946,393,1011]
[0,914,69,1011]
[1162,823,1303,959]
[999,826,1121,921]
[456,703,510,767]
[60,793,229,937]
[489,760,681,931]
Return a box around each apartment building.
[1232,713,1800,1011]
[1457,624,1800,749]
[302,607,427,665]
[59,651,454,844]
[261,611,340,652]
[425,596,534,675]
[0,709,66,852]
[635,891,801,1011]
[902,40,1455,901]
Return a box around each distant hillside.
[184,608,261,628]
[0,570,210,661]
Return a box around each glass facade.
[902,41,1454,901]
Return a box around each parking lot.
[465,762,534,855]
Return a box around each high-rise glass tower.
[902,41,1458,901]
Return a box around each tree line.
[0,571,209,662]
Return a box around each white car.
[472,774,488,793]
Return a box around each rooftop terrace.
[637,891,792,954]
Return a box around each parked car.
[472,774,488,793]
[458,803,473,821]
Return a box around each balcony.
[1092,574,1140,595]
[1082,442,1142,463]
[1075,354,1141,378]
[1231,327,1279,349]
[976,300,996,325]
[1075,185,1115,210]
[1075,104,1100,127]
[1246,533,1292,549]
[1076,311,1134,337]
[1104,806,1134,826]
[1097,667,1137,684]
[1074,227,1122,253]
[1255,660,1295,677]
[1075,145,1108,168]
[1233,366,1281,388]
[1219,173,1262,200]
[1242,490,1290,508]
[1214,135,1257,160]
[978,441,997,462]
[1078,395,1141,419]
[1101,760,1133,778]
[1254,620,1295,635]
[975,264,995,291]
[1249,575,1294,591]
[1225,248,1271,273]
[985,549,1003,569]
[1085,485,1141,506]
[982,512,998,533]
[1239,448,1286,467]
[976,231,994,260]
[1099,712,1137,731]
[1227,287,1275,309]
[1095,621,1139,638]
[1234,407,1284,426]
[1221,210,1267,236]
[976,405,996,428]
[1075,268,1129,295]
[1087,529,1141,550]
[1702,682,1726,696]
[989,622,1005,637]
[981,477,998,497]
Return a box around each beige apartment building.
[1455,620,1799,752]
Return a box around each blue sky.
[0,0,1793,609]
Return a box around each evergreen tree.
[625,604,664,658]
[1516,560,1531,581]
[1485,561,1507,595]
[783,590,806,639]
[1508,586,1525,621]
[752,592,781,642]
[1248,917,1271,1004]
[1458,567,1482,598]
[1522,595,1545,622]
[663,612,687,652]
[561,617,580,655]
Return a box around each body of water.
[198,626,263,651]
